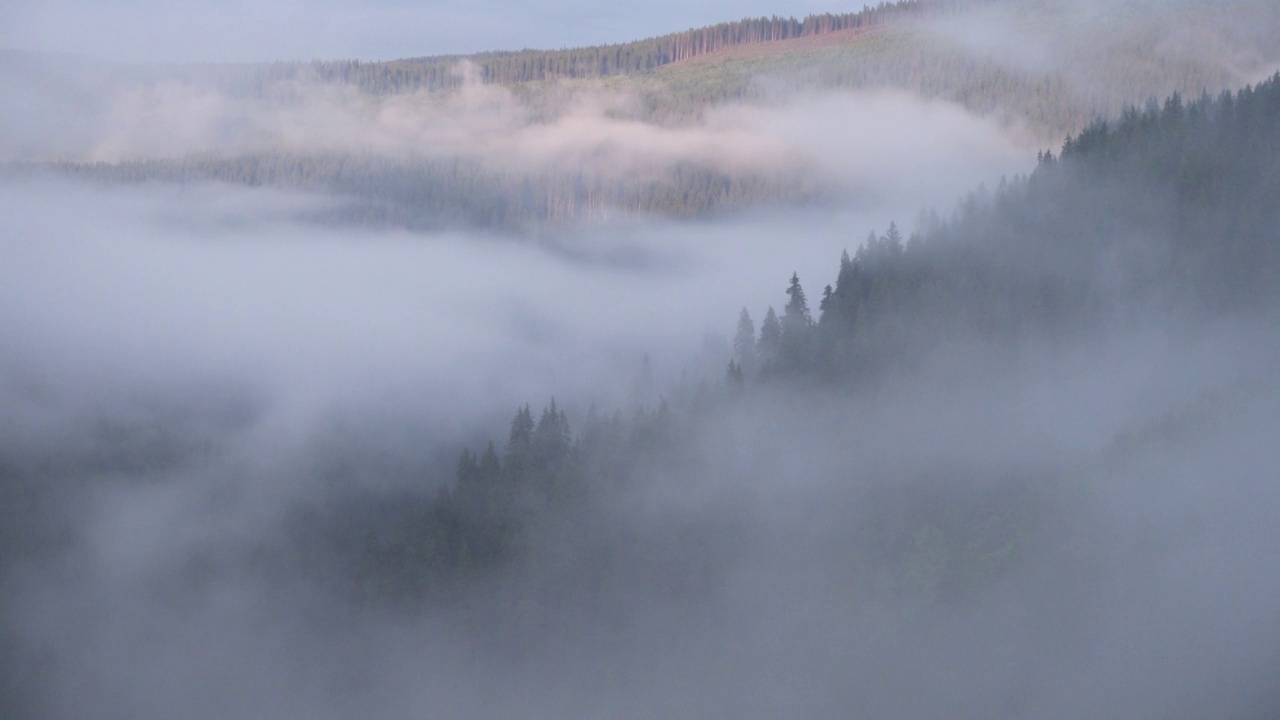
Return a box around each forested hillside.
[5,35,1280,718]
[9,0,1279,230]
[275,73,1280,610]
[41,154,824,230]
[192,0,980,94]
[184,0,1280,138]
[751,76,1280,381]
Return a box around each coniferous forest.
[3,2,1280,718]
[281,73,1280,606]
[7,0,1279,230]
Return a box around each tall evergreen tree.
[882,222,905,257]
[784,272,811,326]
[472,440,505,528]
[456,449,479,492]
[778,273,814,371]
[530,399,579,501]
[758,306,782,363]
[733,307,758,377]
[478,441,501,484]
[503,405,535,477]
[725,360,745,389]
[830,249,860,322]
[533,399,572,468]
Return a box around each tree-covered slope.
[633,0,1280,138]
[10,0,1279,229]
[193,0,1280,141]
[291,73,1280,608]
[38,153,824,231]
[195,1,975,94]
[6,59,1280,720]
[754,73,1280,382]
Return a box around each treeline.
[303,389,1042,611]
[289,400,686,603]
[213,0,985,95]
[39,154,822,230]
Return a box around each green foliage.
[732,307,758,378]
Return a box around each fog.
[4,2,1280,719]
[0,179,840,427]
[0,61,1028,222]
[78,76,1020,191]
[5,178,1280,719]
[899,0,1280,148]
[918,0,1280,90]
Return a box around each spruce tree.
[725,360,745,389]
[503,405,534,480]
[533,399,572,468]
[779,273,814,371]
[784,272,811,326]
[733,307,758,377]
[758,306,782,363]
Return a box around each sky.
[0,0,853,64]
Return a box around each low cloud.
[5,174,1278,716]
[916,0,1280,114]
[1,61,1032,224]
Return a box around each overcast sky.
[0,0,858,64]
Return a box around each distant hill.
[197,1,981,94]
[626,0,1280,139]
[181,0,1280,142]
[11,0,1280,230]
[290,72,1280,626]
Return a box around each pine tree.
[784,272,811,326]
[758,306,782,362]
[882,222,905,257]
[503,405,535,480]
[832,249,859,318]
[733,307,758,377]
[533,399,572,468]
[478,441,501,484]
[779,273,814,371]
[530,399,579,502]
[725,360,745,389]
[456,449,479,491]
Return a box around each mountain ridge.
[271,1,986,93]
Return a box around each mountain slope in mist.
[4,2,1280,716]
[642,0,1280,135]
[307,71,1280,718]
[5,67,1279,719]
[7,0,1280,231]
[358,72,1280,608]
